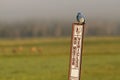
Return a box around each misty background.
[0,0,120,38]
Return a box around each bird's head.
[78,12,81,15]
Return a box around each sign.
[68,23,85,80]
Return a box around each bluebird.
[76,12,85,24]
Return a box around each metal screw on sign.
[68,12,86,80]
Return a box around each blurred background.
[0,0,120,80]
[0,0,120,37]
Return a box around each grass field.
[0,37,120,80]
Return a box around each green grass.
[0,37,119,80]
[82,54,120,80]
[0,56,69,80]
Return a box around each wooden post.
[68,23,85,80]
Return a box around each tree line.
[0,20,119,38]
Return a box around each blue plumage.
[76,12,85,24]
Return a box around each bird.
[76,12,85,24]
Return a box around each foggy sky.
[0,0,120,22]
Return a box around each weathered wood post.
[68,12,85,80]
